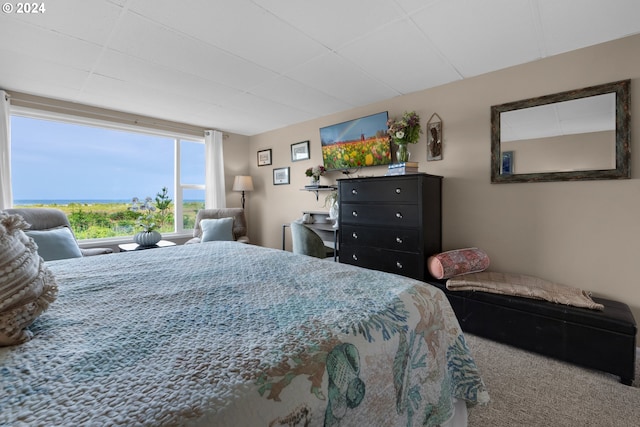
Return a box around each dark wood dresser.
[337,173,442,280]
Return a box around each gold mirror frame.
[491,80,630,183]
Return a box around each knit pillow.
[0,212,58,346]
[427,247,490,280]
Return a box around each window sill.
[79,232,193,248]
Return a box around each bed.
[1,241,488,426]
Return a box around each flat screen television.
[319,111,391,171]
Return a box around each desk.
[118,240,177,252]
[282,222,338,261]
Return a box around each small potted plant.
[305,165,326,185]
[130,188,172,247]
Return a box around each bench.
[426,279,637,385]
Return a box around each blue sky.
[11,116,204,201]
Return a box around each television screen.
[319,111,391,171]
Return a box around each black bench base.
[426,279,637,385]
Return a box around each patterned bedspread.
[0,242,488,426]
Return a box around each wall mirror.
[491,80,630,183]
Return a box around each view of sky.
[11,116,204,202]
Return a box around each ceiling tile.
[249,76,353,116]
[286,52,399,106]
[128,0,328,74]
[108,12,278,91]
[254,0,405,49]
[537,0,640,55]
[2,0,123,45]
[0,18,102,71]
[412,0,542,78]
[338,18,461,94]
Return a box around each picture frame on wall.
[273,167,290,185]
[427,113,443,161]
[257,149,272,166]
[290,140,310,162]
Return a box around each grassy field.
[14,201,205,239]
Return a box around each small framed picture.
[273,167,290,185]
[257,149,272,166]
[290,140,310,162]
[427,113,443,161]
[501,151,514,175]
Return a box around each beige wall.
[245,33,640,323]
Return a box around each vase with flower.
[387,111,422,163]
[305,165,326,186]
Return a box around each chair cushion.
[200,218,234,242]
[25,227,83,261]
[0,213,58,346]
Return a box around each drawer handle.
[395,187,401,194]
[396,237,403,244]
[351,189,358,195]
[352,232,358,239]
[395,212,403,219]
[352,254,358,261]
[352,211,358,217]
[396,261,403,269]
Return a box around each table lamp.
[232,175,254,209]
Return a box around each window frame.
[9,106,205,244]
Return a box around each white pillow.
[200,217,234,242]
[25,227,83,261]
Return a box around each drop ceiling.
[1,0,639,136]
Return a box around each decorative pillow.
[25,227,83,261]
[446,271,604,310]
[0,213,58,346]
[200,217,234,242]
[427,247,490,279]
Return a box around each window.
[10,112,205,240]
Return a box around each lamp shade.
[232,175,254,192]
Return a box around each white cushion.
[25,227,83,261]
[200,218,234,242]
[0,213,58,346]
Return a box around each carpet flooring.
[465,334,640,427]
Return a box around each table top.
[118,240,177,252]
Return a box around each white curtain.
[0,91,12,209]
[204,130,226,209]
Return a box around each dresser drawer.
[341,203,419,227]
[340,245,424,279]
[341,225,420,252]
[340,178,418,203]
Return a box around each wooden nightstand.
[118,240,177,252]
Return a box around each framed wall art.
[290,140,310,162]
[257,149,272,166]
[427,113,443,161]
[273,167,290,185]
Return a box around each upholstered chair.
[185,208,250,244]
[3,208,113,260]
[290,221,331,259]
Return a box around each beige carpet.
[465,334,640,427]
